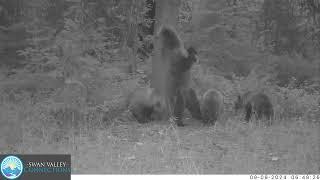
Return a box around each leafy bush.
[273,54,319,91]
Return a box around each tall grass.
[0,64,319,174]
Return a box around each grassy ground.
[0,63,319,174]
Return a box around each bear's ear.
[187,46,197,55]
[186,46,199,63]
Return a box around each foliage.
[260,0,320,55]
[272,54,319,90]
[0,0,319,174]
[17,0,114,79]
[14,0,153,78]
[186,0,319,92]
[17,18,58,72]
[179,0,193,25]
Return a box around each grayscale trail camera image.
[0,0,319,174]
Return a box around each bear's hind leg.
[173,90,186,126]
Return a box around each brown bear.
[157,25,200,126]
[234,91,254,114]
[184,88,202,120]
[200,89,224,125]
[234,91,274,124]
[127,87,165,123]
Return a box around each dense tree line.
[0,0,319,91]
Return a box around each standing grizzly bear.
[127,87,165,123]
[157,25,200,126]
[234,92,274,124]
[200,89,224,125]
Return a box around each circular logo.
[1,156,23,179]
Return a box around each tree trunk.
[151,0,181,96]
[189,0,211,48]
[124,0,143,73]
[190,0,202,45]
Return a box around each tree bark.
[124,0,143,73]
